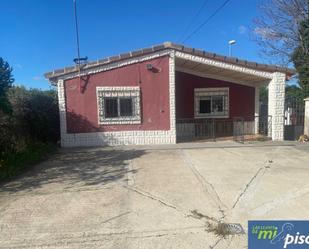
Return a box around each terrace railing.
[176,115,272,143]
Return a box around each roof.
[44,42,295,82]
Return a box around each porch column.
[304,98,309,136]
[57,79,68,147]
[169,51,177,143]
[254,86,260,134]
[268,72,286,141]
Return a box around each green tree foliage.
[0,58,59,181]
[285,84,305,99]
[0,86,60,154]
[259,84,304,104]
[292,15,309,97]
[7,87,60,144]
[0,57,14,96]
[0,57,14,113]
[259,86,268,104]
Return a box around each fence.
[176,116,271,143]
[284,97,305,140]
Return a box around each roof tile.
[44,42,296,81]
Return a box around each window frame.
[96,86,141,125]
[194,87,229,118]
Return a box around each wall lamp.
[146,64,161,73]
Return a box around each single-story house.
[45,42,294,147]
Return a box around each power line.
[182,0,232,43]
[177,0,209,42]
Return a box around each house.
[45,42,294,147]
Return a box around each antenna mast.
[73,0,87,67]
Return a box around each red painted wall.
[175,71,255,120]
[65,56,170,133]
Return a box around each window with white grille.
[194,88,229,118]
[97,87,141,124]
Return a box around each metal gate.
[284,97,305,140]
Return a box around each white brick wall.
[60,130,176,147]
[268,72,286,141]
[57,79,67,137]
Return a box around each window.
[104,98,118,118]
[120,98,133,116]
[199,97,211,114]
[195,88,229,118]
[97,87,141,124]
[104,98,134,118]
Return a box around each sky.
[0,0,266,90]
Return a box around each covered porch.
[172,51,287,142]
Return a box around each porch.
[172,52,285,142]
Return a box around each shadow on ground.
[0,148,145,193]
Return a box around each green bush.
[0,87,60,181]
[0,58,59,181]
[6,86,60,144]
[0,143,56,181]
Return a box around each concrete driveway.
[1,141,309,248]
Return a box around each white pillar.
[304,98,309,136]
[57,79,68,147]
[268,72,286,141]
[168,51,177,144]
[254,87,260,134]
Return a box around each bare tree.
[253,0,308,65]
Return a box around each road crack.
[123,185,178,210]
[179,149,227,219]
[124,185,221,228]
[232,160,273,209]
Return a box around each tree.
[285,84,305,98]
[0,57,14,96]
[0,57,14,113]
[259,85,269,104]
[7,87,60,144]
[292,15,309,97]
[254,0,309,65]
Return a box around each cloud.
[15,64,23,69]
[32,76,42,81]
[238,25,247,34]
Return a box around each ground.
[0,141,309,249]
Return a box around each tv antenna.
[73,0,88,68]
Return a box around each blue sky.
[1,0,264,90]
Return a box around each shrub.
[0,143,56,181]
[0,86,60,181]
[6,86,60,145]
